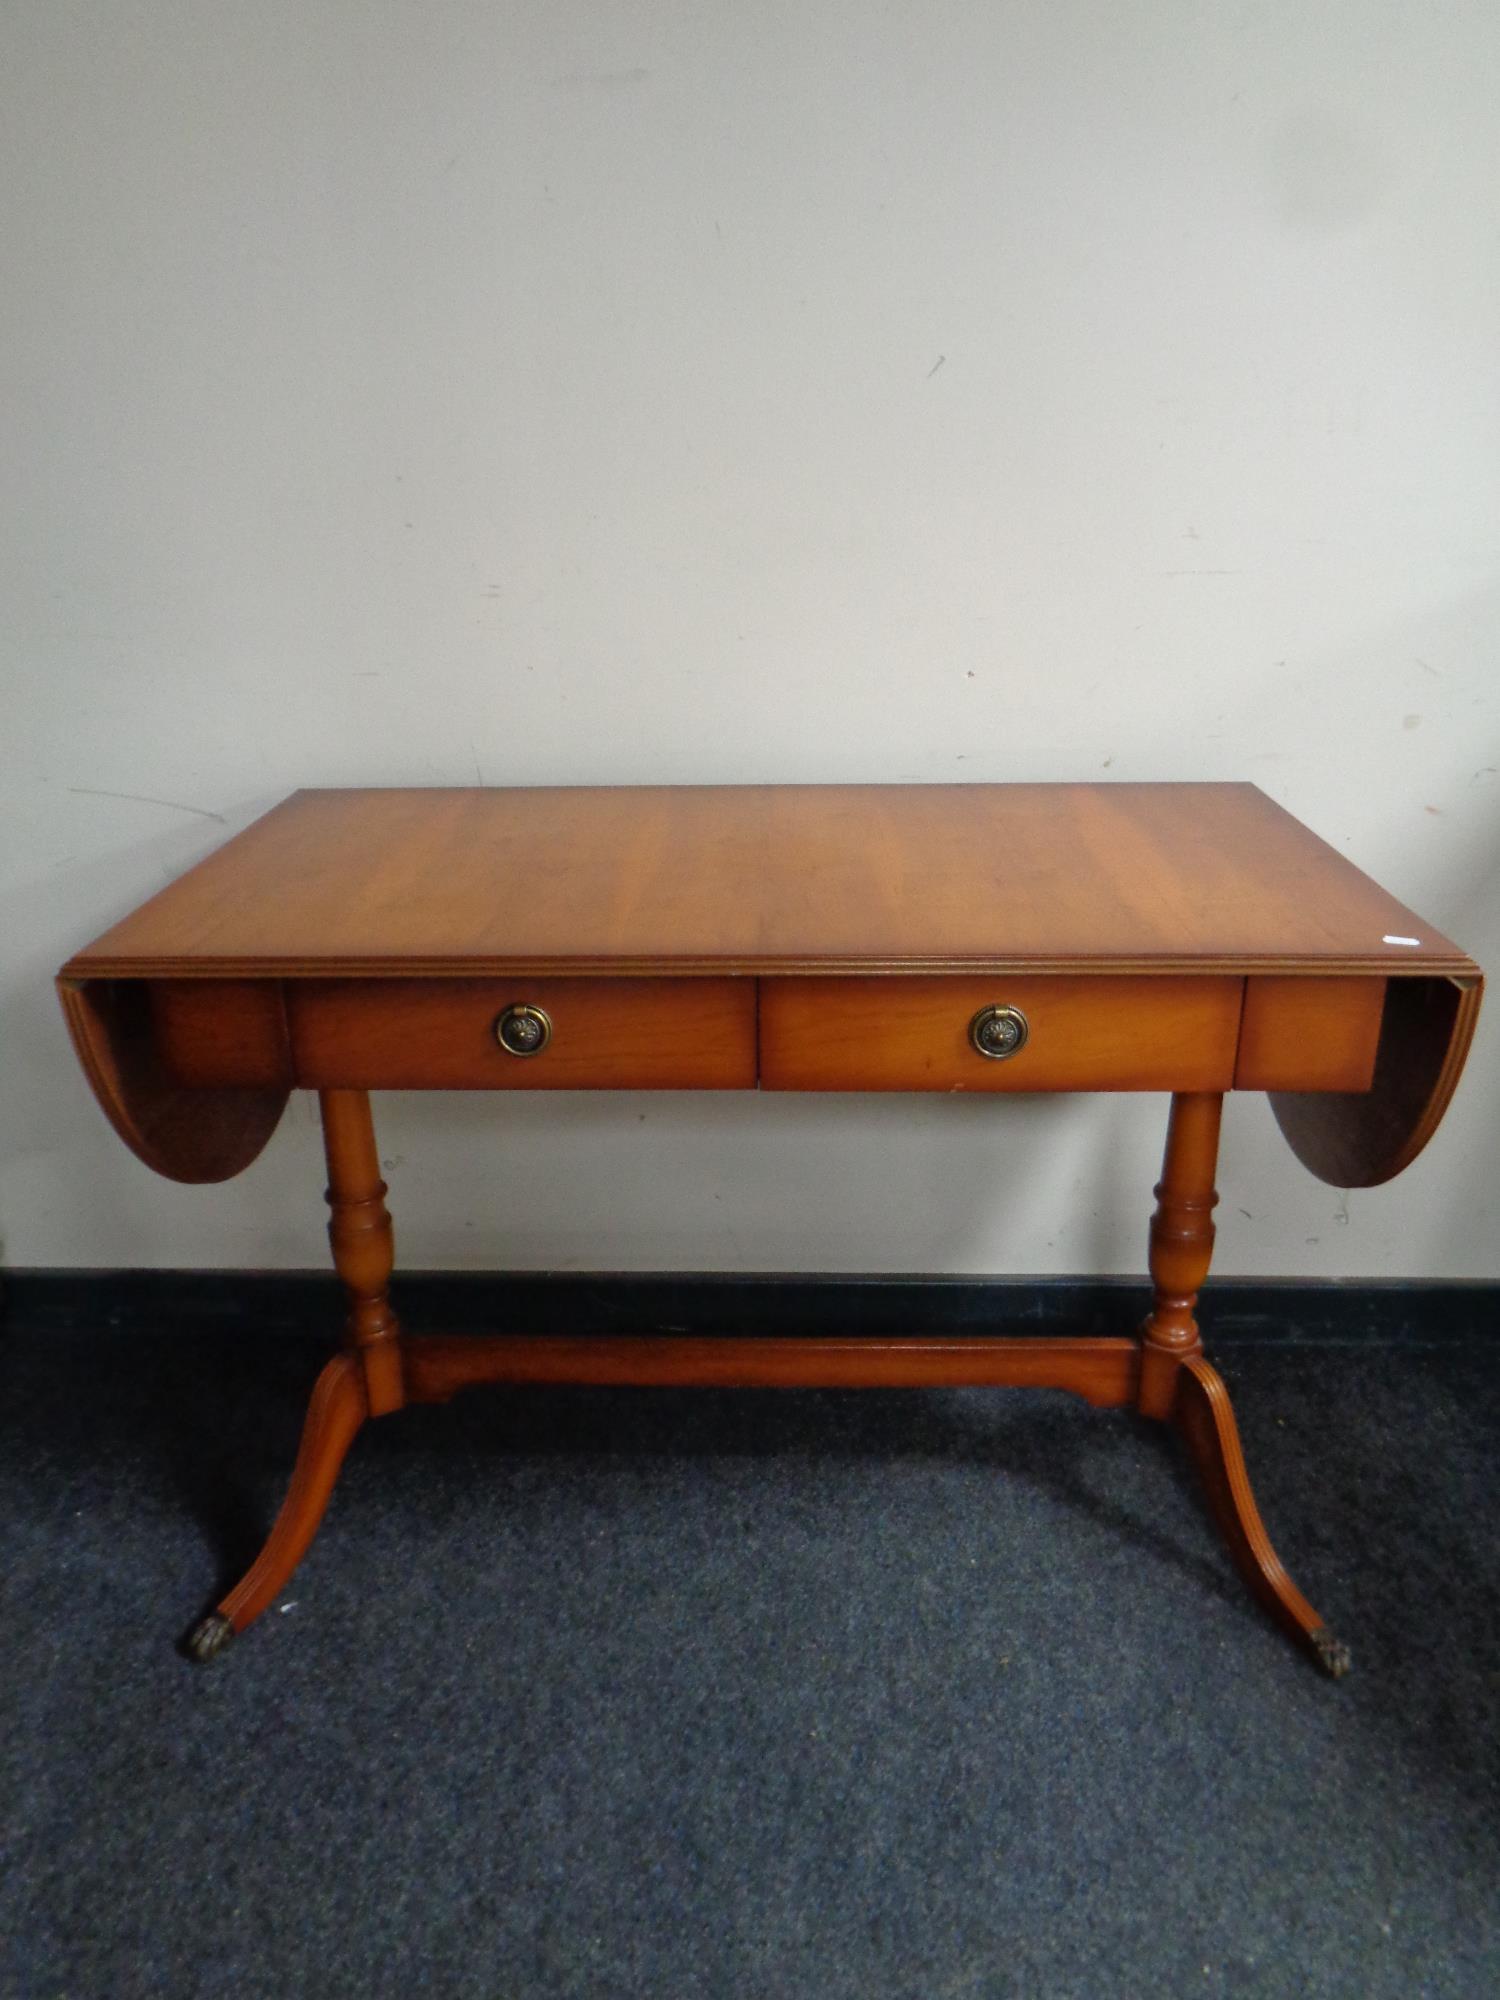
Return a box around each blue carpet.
[2,1316,1496,1998]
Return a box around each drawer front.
[759,975,1242,1092]
[1235,976,1385,1091]
[287,978,757,1090]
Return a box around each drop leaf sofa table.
[57,783,1482,1675]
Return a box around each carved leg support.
[1139,1092,1349,1678]
[1173,1357,1350,1678]
[185,1354,367,1660]
[186,1089,403,1661]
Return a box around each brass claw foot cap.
[185,1612,236,1664]
[1310,1627,1352,1680]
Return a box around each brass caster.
[1310,1627,1352,1680]
[185,1612,236,1664]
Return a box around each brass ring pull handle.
[494,1003,553,1057]
[969,1004,1029,1061]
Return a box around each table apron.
[140,971,1389,1095]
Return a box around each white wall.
[3,1,1497,1277]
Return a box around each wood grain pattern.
[61,784,1478,980]
[321,1089,404,1415]
[401,1333,1138,1404]
[1271,974,1483,1186]
[1235,976,1385,1091]
[760,974,1241,1092]
[204,1352,368,1640]
[151,979,292,1087]
[58,977,287,1183]
[1172,1356,1347,1676]
[1138,1092,1221,1420]
[288,977,757,1090]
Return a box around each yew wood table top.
[62,781,1472,981]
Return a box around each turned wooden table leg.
[320,1087,405,1418]
[185,1089,404,1661]
[1139,1091,1350,1678]
[1138,1091,1221,1420]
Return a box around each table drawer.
[286,978,757,1089]
[759,975,1242,1092]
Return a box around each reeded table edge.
[58,952,1483,982]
